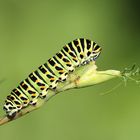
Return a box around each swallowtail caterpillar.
[3,38,102,119]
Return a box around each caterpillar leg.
[39,89,49,99]
[7,110,17,119]
[29,98,38,106]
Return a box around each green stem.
[0,62,122,126]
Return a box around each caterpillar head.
[92,43,102,61]
[80,39,102,65]
[85,40,102,62]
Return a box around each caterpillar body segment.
[62,45,80,67]
[12,88,29,107]
[4,99,19,118]
[28,72,49,99]
[47,58,68,81]
[72,39,85,64]
[3,38,102,118]
[19,79,39,105]
[37,64,58,89]
[55,52,75,72]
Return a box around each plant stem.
[0,62,121,126]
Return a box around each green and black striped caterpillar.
[3,38,102,119]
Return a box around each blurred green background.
[0,0,140,140]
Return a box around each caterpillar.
[3,38,102,119]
